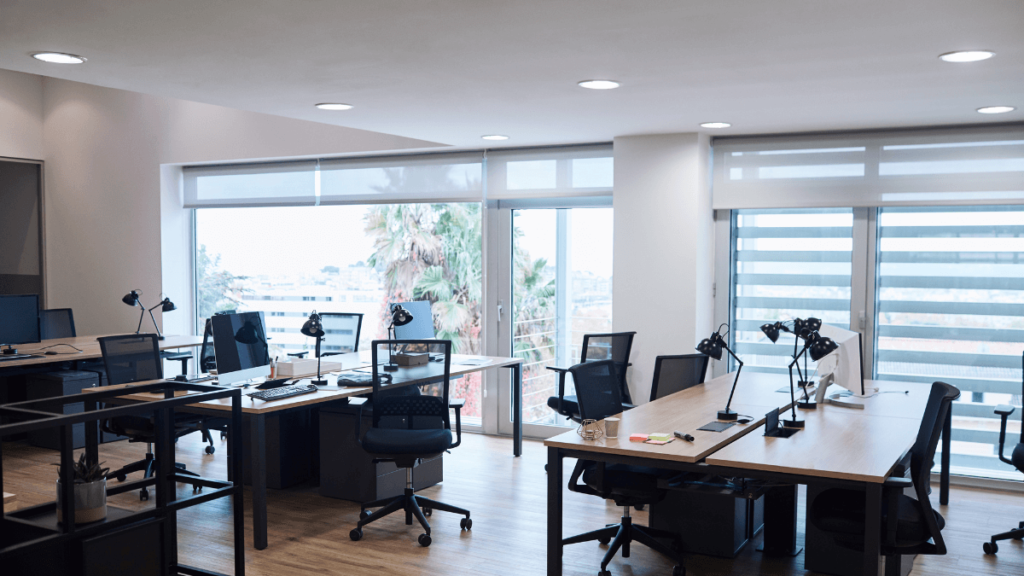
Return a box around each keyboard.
[246,383,319,402]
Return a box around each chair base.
[350,470,471,547]
[984,521,1024,554]
[106,450,201,500]
[563,508,685,576]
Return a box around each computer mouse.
[44,351,58,355]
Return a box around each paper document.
[454,357,491,366]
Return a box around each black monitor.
[211,312,271,385]
[0,294,41,354]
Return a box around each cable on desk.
[31,343,84,354]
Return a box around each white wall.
[0,69,43,160]
[612,133,714,403]
[38,76,441,336]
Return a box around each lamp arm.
[315,336,322,378]
[788,341,811,419]
[722,344,744,413]
[148,308,163,339]
[791,336,804,383]
[136,302,147,334]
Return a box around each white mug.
[604,417,620,439]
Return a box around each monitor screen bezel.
[0,293,41,347]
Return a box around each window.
[730,208,853,374]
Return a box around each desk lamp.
[383,304,414,372]
[122,290,177,340]
[783,331,838,427]
[300,311,328,385]
[761,318,821,388]
[696,324,744,421]
[792,317,821,387]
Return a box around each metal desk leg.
[758,484,801,556]
[940,409,951,505]
[547,447,563,576]
[251,413,268,550]
[512,363,523,457]
[863,483,883,576]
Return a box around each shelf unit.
[0,380,244,576]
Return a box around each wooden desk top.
[3,491,15,513]
[544,372,798,464]
[84,354,521,415]
[0,334,203,369]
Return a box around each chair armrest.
[449,398,466,409]
[995,404,1016,416]
[288,352,308,358]
[622,403,635,411]
[996,405,1016,465]
[883,476,913,489]
[449,400,464,449]
[545,366,569,373]
[545,366,571,413]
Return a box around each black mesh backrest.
[581,331,636,404]
[570,359,624,421]
[99,334,163,385]
[650,354,709,401]
[320,312,363,354]
[199,319,216,372]
[370,339,451,431]
[909,381,960,554]
[39,309,76,339]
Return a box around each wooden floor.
[3,432,1023,576]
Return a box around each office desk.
[544,373,943,576]
[88,352,522,550]
[0,334,203,371]
[2,491,14,513]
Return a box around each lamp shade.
[390,304,414,327]
[808,334,839,361]
[760,322,781,343]
[160,297,177,313]
[696,332,725,361]
[793,317,822,339]
[122,290,141,307]
[301,311,325,338]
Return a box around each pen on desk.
[673,431,694,442]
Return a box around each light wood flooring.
[3,432,1023,576]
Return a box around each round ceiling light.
[977,106,1016,114]
[939,50,995,63]
[578,80,620,90]
[482,135,509,141]
[700,122,732,129]
[315,103,353,110]
[31,52,86,64]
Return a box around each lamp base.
[157,335,166,341]
[311,378,328,386]
[1,346,16,355]
[782,418,805,429]
[383,364,399,372]
[718,409,738,421]
[797,400,817,410]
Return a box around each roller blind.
[183,161,316,208]
[319,152,484,205]
[487,144,613,200]
[713,125,1024,209]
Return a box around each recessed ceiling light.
[482,135,509,141]
[939,50,995,63]
[315,103,353,110]
[700,122,732,129]
[977,106,1016,114]
[578,80,620,90]
[31,52,86,64]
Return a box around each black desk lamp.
[383,304,414,372]
[762,317,821,387]
[783,331,838,427]
[122,290,177,340]
[301,311,328,386]
[696,324,744,421]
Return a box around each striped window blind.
[876,206,1024,479]
[730,208,853,373]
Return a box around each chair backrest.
[370,339,451,431]
[320,312,364,354]
[570,359,625,421]
[909,381,960,554]
[199,318,217,372]
[39,308,76,339]
[650,354,709,402]
[99,334,163,385]
[581,331,636,403]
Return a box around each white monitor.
[814,324,871,401]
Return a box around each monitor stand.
[2,345,18,355]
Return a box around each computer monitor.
[815,323,870,402]
[391,301,435,340]
[211,311,271,386]
[0,294,41,354]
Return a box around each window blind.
[319,152,484,205]
[183,161,317,208]
[713,125,1024,209]
[487,144,613,200]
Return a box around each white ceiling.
[1,0,1022,148]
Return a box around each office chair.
[349,339,471,547]
[98,334,205,500]
[810,381,959,575]
[649,354,709,402]
[984,357,1024,555]
[563,359,685,576]
[547,331,637,423]
[320,312,364,354]
[39,308,76,339]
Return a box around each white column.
[612,133,715,403]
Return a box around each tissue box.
[394,353,429,366]
[276,359,319,377]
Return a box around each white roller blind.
[319,152,484,205]
[183,161,316,208]
[713,125,1024,209]
[487,144,613,200]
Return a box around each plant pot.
[56,478,107,524]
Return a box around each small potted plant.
[55,453,109,524]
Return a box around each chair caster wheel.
[461,517,472,530]
[634,504,645,511]
[598,536,611,545]
[673,565,686,576]
[140,489,149,501]
[193,485,202,494]
[599,570,611,576]
[205,446,215,455]
[544,464,549,472]
[983,541,998,555]
[418,533,432,547]
[220,433,227,440]
[359,510,370,520]
[423,507,432,517]
[116,474,126,482]
[349,529,363,542]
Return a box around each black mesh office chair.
[810,382,959,575]
[349,340,471,547]
[649,354,709,402]
[320,312,364,354]
[984,357,1024,554]
[98,334,204,500]
[39,308,76,339]
[547,331,637,423]
[563,359,685,576]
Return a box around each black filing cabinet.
[319,399,443,502]
[650,477,764,558]
[26,370,99,450]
